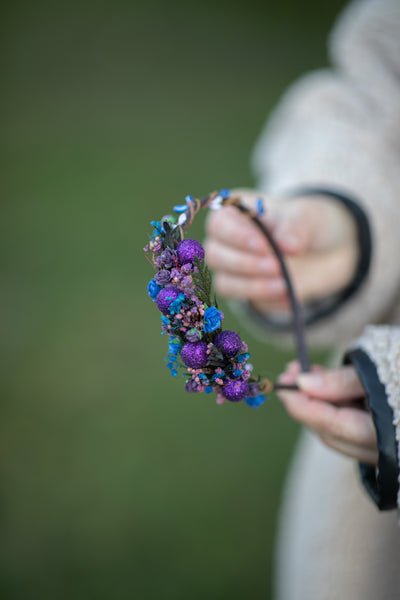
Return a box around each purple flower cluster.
[144,202,267,407]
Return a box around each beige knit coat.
[250,1,400,598]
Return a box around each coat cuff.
[344,348,399,510]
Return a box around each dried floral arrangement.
[144,190,309,407]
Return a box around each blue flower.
[173,204,189,213]
[166,336,182,377]
[237,353,250,363]
[203,307,223,333]
[147,279,162,302]
[244,394,266,408]
[150,220,165,239]
[168,338,181,356]
[256,198,265,215]
[169,293,186,315]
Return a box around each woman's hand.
[277,361,378,465]
[204,189,358,313]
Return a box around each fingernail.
[297,373,323,390]
[278,372,295,385]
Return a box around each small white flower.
[178,213,187,226]
[209,195,223,210]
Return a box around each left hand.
[277,362,378,465]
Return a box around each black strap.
[345,348,399,510]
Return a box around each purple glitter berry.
[176,239,205,266]
[214,330,242,358]
[156,286,181,314]
[223,380,250,402]
[180,341,209,368]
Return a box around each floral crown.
[144,190,309,407]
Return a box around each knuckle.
[214,273,239,298]
[249,280,269,300]
[319,433,337,451]
[312,406,338,436]
[328,415,345,439]
[237,254,259,275]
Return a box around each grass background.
[1,1,343,598]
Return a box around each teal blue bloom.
[203,307,222,333]
[173,204,188,213]
[244,394,266,408]
[150,220,165,239]
[168,338,181,356]
[166,336,182,377]
[169,293,186,315]
[256,198,265,215]
[148,279,162,301]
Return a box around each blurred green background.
[1,1,343,598]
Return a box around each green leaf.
[192,257,213,306]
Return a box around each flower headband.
[144,190,309,407]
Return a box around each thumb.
[297,366,365,401]
[273,218,313,254]
[272,196,356,255]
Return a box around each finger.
[278,370,298,385]
[213,272,287,301]
[251,297,291,313]
[319,434,378,466]
[205,206,270,255]
[205,239,280,277]
[284,360,302,377]
[297,366,364,402]
[278,390,377,449]
[286,361,324,376]
[273,219,312,254]
[274,196,356,254]
[277,362,324,385]
[271,201,328,254]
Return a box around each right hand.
[204,189,359,313]
[277,360,378,465]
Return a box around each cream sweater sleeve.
[251,0,400,346]
[346,325,400,510]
